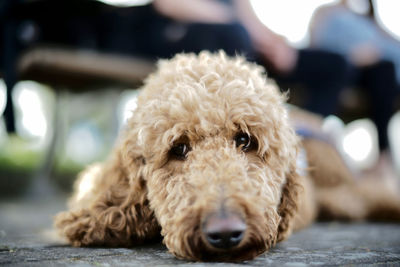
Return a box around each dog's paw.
[54,209,100,246]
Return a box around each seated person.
[310,0,400,151]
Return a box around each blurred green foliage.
[0,135,44,197]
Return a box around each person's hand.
[233,0,298,73]
[350,43,380,66]
[253,33,298,74]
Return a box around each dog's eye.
[170,143,190,159]
[234,133,252,151]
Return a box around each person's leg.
[271,49,351,116]
[3,81,16,133]
[98,5,156,56]
[98,5,256,65]
[144,16,256,60]
[2,18,18,133]
[360,60,399,150]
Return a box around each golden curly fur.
[55,51,400,262]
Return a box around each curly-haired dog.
[55,51,400,262]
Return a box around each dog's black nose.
[203,212,246,249]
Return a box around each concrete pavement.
[1,197,400,266]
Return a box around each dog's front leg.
[54,147,160,247]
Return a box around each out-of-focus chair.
[18,47,154,89]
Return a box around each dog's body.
[55,52,400,261]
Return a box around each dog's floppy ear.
[54,135,160,247]
[276,167,302,242]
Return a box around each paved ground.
[1,196,400,267]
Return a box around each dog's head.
[120,52,301,261]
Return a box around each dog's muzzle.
[202,210,246,250]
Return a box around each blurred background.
[0,0,399,199]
